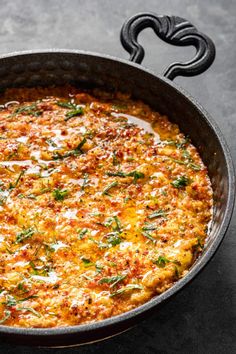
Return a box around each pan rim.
[0,49,234,338]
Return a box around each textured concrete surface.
[0,0,235,353]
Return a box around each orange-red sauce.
[0,87,212,327]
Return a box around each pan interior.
[0,51,233,346]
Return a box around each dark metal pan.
[0,12,234,347]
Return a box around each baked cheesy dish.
[0,87,212,327]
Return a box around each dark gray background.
[0,0,235,353]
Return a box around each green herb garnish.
[18,193,37,200]
[81,173,89,191]
[98,274,126,288]
[78,228,88,240]
[127,171,145,184]
[188,163,201,171]
[52,188,69,201]
[57,101,84,121]
[106,232,122,246]
[113,216,122,232]
[88,237,108,249]
[0,310,11,324]
[64,107,84,121]
[165,138,190,149]
[53,138,87,160]
[102,216,123,246]
[2,294,38,307]
[112,150,119,166]
[107,170,144,184]
[171,176,191,189]
[95,263,104,273]
[110,284,142,297]
[170,157,201,171]
[153,256,170,267]
[142,223,158,231]
[9,170,25,190]
[0,195,7,206]
[141,231,157,243]
[102,181,118,196]
[16,227,35,244]
[148,209,166,219]
[107,171,127,177]
[12,103,42,117]
[1,295,40,319]
[81,257,94,267]
[46,138,57,147]
[16,307,41,317]
[17,282,28,293]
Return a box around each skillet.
[0,12,234,347]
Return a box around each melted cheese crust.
[0,87,212,327]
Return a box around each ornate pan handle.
[120,12,216,80]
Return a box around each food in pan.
[0,86,212,327]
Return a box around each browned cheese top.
[0,87,212,327]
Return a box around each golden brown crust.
[0,87,212,327]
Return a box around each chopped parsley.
[52,188,69,201]
[142,223,158,231]
[81,257,94,267]
[171,176,191,189]
[53,137,87,160]
[81,173,89,191]
[89,237,109,249]
[110,284,142,297]
[0,195,7,206]
[78,228,88,240]
[106,232,122,246]
[113,216,122,232]
[107,171,127,177]
[1,294,41,320]
[102,181,118,196]
[107,170,145,184]
[16,227,35,244]
[16,307,41,318]
[141,231,157,243]
[98,274,127,288]
[153,256,170,267]
[127,171,145,184]
[17,282,28,293]
[165,138,190,149]
[12,103,42,117]
[2,294,38,307]
[170,157,201,171]
[9,170,25,190]
[18,193,37,200]
[0,310,11,324]
[46,138,57,147]
[56,101,84,121]
[103,216,123,246]
[188,163,201,171]
[112,150,119,166]
[148,209,166,219]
